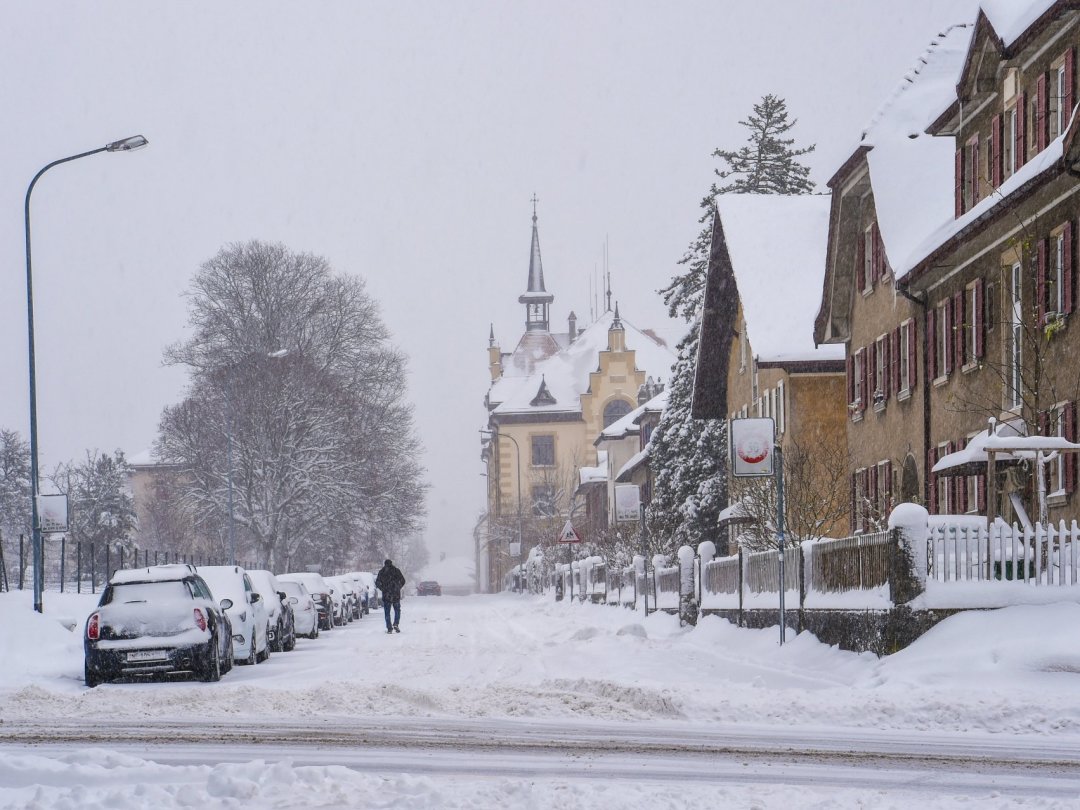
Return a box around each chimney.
[568,311,577,343]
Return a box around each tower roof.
[518,203,553,305]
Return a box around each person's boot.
[386,627,393,634]
[393,624,400,633]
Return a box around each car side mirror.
[288,596,298,605]
[277,591,287,602]
[250,592,262,604]
[220,598,234,611]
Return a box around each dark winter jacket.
[376,563,406,601]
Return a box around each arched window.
[603,399,633,428]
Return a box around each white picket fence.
[928,520,1080,585]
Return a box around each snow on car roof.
[109,564,197,584]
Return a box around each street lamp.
[25,135,149,614]
[225,348,292,566]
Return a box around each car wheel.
[283,629,296,652]
[198,639,221,682]
[242,636,256,666]
[256,629,270,663]
[221,642,233,674]
[84,659,104,688]
[270,622,283,653]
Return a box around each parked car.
[83,564,234,687]
[248,569,296,652]
[198,565,271,665]
[279,578,319,639]
[328,575,360,621]
[353,571,378,615]
[416,580,442,596]
[323,576,348,626]
[279,572,334,631]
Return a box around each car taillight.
[87,613,100,640]
[303,602,313,611]
[193,608,207,632]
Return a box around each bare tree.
[158,241,427,571]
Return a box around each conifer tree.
[648,95,815,551]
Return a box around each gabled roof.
[595,388,669,445]
[489,310,676,417]
[714,194,843,363]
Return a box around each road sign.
[557,520,582,544]
[36,494,68,533]
[731,417,775,477]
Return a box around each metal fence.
[703,555,740,596]
[745,547,801,594]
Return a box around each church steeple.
[518,195,554,333]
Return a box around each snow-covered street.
[2,590,1080,807]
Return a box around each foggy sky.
[0,1,979,558]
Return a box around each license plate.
[127,649,168,662]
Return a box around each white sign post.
[36,494,69,534]
[730,418,786,645]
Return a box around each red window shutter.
[861,349,869,413]
[1065,221,1074,316]
[884,460,893,514]
[850,472,857,533]
[943,298,954,376]
[974,278,985,358]
[1036,72,1048,152]
[1065,48,1076,131]
[927,309,937,379]
[847,354,855,409]
[991,114,1003,187]
[892,327,901,394]
[1066,401,1077,494]
[928,448,938,513]
[856,232,866,292]
[977,473,987,512]
[1037,238,1048,325]
[953,290,965,369]
[869,465,878,520]
[954,148,964,217]
[908,319,917,390]
[1015,92,1027,171]
[1039,410,1050,437]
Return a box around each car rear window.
[106,580,191,604]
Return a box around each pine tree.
[649,95,815,551]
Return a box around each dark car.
[416,580,442,596]
[84,564,234,687]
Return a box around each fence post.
[60,536,65,593]
[91,543,96,593]
[106,545,111,584]
[737,546,745,625]
[19,535,25,590]
[77,541,82,594]
[887,504,928,604]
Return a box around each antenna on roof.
[605,235,612,313]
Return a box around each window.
[752,364,759,401]
[966,282,979,366]
[964,136,979,209]
[1004,106,1017,178]
[853,349,864,410]
[899,321,911,392]
[876,460,891,519]
[777,381,786,435]
[1051,231,1066,315]
[854,468,866,532]
[863,227,874,293]
[1010,262,1023,410]
[874,335,887,406]
[531,435,554,467]
[531,485,556,517]
[986,282,996,332]
[603,399,632,428]
[936,302,948,379]
[935,444,952,513]
[1051,406,1066,496]
[1051,64,1066,140]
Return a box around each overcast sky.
[0,1,980,559]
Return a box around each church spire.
[518,194,554,332]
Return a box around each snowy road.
[3,590,1080,807]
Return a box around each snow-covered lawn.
[2,589,1080,807]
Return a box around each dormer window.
[1004,105,1017,178]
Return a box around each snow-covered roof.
[900,127,1068,278]
[490,311,676,416]
[615,445,650,483]
[713,194,844,362]
[858,24,972,280]
[110,564,198,584]
[599,403,644,440]
[578,450,608,488]
[981,0,1056,48]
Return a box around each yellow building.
[479,209,675,591]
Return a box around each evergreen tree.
[64,450,138,553]
[646,329,727,552]
[649,95,815,551]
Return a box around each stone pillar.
[887,503,929,605]
[678,545,697,625]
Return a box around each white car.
[328,575,360,621]
[279,572,334,631]
[278,578,318,639]
[323,576,350,626]
[352,571,378,615]
[248,569,296,652]
[198,565,271,665]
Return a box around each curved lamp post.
[25,135,148,613]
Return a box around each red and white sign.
[731,417,775,477]
[557,520,583,544]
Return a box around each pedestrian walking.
[375,558,406,633]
